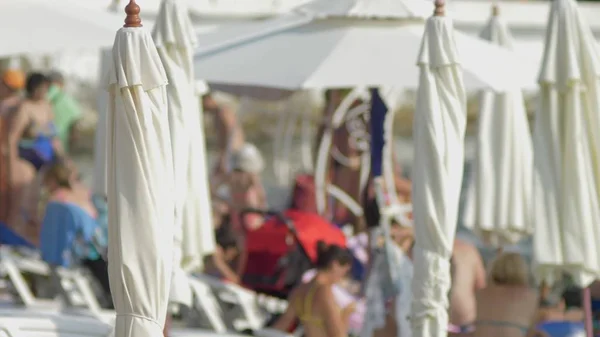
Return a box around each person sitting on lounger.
[40,162,111,307]
[204,226,242,284]
[472,252,540,337]
[272,241,355,337]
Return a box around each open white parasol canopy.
[153,0,216,277]
[105,2,175,336]
[410,1,466,336]
[533,0,600,287]
[463,5,533,245]
[0,0,128,57]
[293,0,431,19]
[193,0,534,91]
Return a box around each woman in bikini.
[10,73,63,171]
[473,252,542,337]
[273,241,355,337]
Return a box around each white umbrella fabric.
[153,0,216,277]
[105,2,175,336]
[153,0,191,307]
[410,1,466,337]
[463,6,533,245]
[0,0,126,57]
[294,0,431,19]
[93,49,113,198]
[533,0,600,287]
[194,8,534,91]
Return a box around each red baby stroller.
[241,209,346,299]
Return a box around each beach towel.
[91,195,108,258]
[39,201,99,267]
[537,321,585,337]
[0,222,35,248]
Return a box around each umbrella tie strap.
[410,248,451,330]
[115,313,162,327]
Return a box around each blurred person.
[204,226,242,284]
[472,252,540,337]
[47,71,82,153]
[202,93,245,179]
[223,143,267,278]
[272,241,356,337]
[10,72,63,170]
[0,69,37,238]
[40,162,111,307]
[537,287,584,323]
[448,238,487,334]
[0,69,25,117]
[362,193,415,337]
[228,143,267,232]
[211,197,230,230]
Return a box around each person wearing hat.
[228,143,267,231]
[0,69,25,117]
[224,143,267,277]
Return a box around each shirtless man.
[202,93,245,178]
[449,238,487,333]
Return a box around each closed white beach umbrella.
[463,5,533,245]
[153,0,216,277]
[153,0,190,307]
[106,2,175,336]
[410,1,466,336]
[533,0,600,287]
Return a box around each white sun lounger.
[0,307,113,337]
[191,274,288,332]
[0,247,115,325]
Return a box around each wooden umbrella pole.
[584,287,594,337]
[124,0,142,27]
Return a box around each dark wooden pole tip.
[434,0,445,16]
[124,0,142,28]
[492,4,499,16]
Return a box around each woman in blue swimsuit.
[12,73,61,171]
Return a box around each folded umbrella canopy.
[153,0,192,308]
[194,0,534,91]
[410,1,466,337]
[533,0,600,288]
[105,2,175,336]
[463,5,533,245]
[153,0,216,281]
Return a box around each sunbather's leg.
[82,257,113,308]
